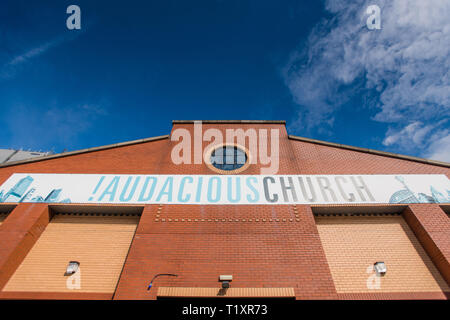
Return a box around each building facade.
[0,120,448,300]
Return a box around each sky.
[0,0,449,161]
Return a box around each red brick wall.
[162,123,297,174]
[114,204,337,300]
[0,122,449,300]
[0,123,447,180]
[290,139,450,176]
[0,138,169,186]
[403,205,450,284]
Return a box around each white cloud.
[382,120,449,160]
[284,0,450,161]
[383,122,433,148]
[425,133,450,162]
[7,41,58,67]
[0,32,83,80]
[4,102,108,151]
[1,39,58,80]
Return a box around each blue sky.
[0,0,449,161]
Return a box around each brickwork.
[4,214,139,293]
[0,204,50,290]
[114,204,337,300]
[337,291,449,300]
[290,139,450,176]
[403,205,450,284]
[0,291,113,300]
[0,138,169,186]
[315,215,449,293]
[157,287,295,298]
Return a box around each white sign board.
[0,173,449,205]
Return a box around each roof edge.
[172,120,286,124]
[0,135,169,168]
[2,132,447,169]
[288,135,450,168]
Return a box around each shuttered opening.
[440,205,450,217]
[3,212,140,293]
[0,204,15,225]
[315,214,450,293]
[0,213,7,225]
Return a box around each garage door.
[3,213,139,293]
[316,214,449,293]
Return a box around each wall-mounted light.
[219,275,232,289]
[147,273,178,291]
[374,262,386,276]
[65,261,80,276]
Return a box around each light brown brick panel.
[157,287,295,298]
[315,215,449,293]
[3,214,139,293]
[0,291,113,300]
[0,203,51,290]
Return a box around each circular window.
[208,145,249,173]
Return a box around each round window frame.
[205,143,251,175]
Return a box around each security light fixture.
[219,275,233,281]
[219,275,232,289]
[374,262,386,276]
[65,261,80,275]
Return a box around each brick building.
[0,120,448,300]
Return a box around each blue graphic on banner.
[389,176,450,204]
[0,175,71,203]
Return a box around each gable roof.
[0,121,448,169]
[289,135,450,168]
[0,135,169,168]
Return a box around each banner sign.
[0,173,449,205]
